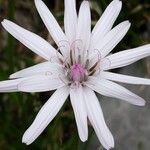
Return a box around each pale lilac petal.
[22,86,69,145]
[83,86,114,149]
[18,75,68,92]
[100,71,150,85]
[70,85,88,142]
[35,0,69,57]
[10,62,64,79]
[0,78,24,92]
[93,21,131,58]
[85,77,146,106]
[102,44,150,70]
[1,19,57,60]
[91,0,122,49]
[64,0,77,43]
[76,1,91,51]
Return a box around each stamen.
[70,82,81,89]
[85,59,90,68]
[94,49,102,60]
[73,47,76,64]
[70,49,73,65]
[45,71,53,76]
[58,74,69,85]
[57,40,70,50]
[65,62,71,69]
[70,39,83,51]
[54,47,64,64]
[58,58,64,64]
[78,55,81,64]
[88,69,96,76]
[82,49,89,66]
[89,61,99,72]
[53,39,104,85]
[63,57,69,65]
[85,50,89,60]
[103,58,111,68]
[88,50,101,72]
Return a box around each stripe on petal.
[64,0,77,43]
[1,19,57,60]
[18,75,68,92]
[76,1,91,51]
[91,0,122,49]
[83,86,114,150]
[93,21,131,58]
[70,85,88,142]
[22,86,69,145]
[85,77,146,106]
[10,62,64,79]
[0,78,25,93]
[102,44,150,70]
[35,0,69,57]
[100,71,150,85]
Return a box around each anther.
[88,69,96,76]
[58,74,69,85]
[89,61,99,72]
[78,55,81,64]
[85,59,90,68]
[70,49,73,65]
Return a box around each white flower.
[1,0,150,149]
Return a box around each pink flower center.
[71,64,86,82]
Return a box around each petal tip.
[35,0,44,5]
[114,0,122,7]
[34,0,43,7]
[9,74,14,79]
[125,20,131,28]
[135,98,146,106]
[1,19,12,30]
[1,19,10,25]
[1,19,7,22]
[128,21,131,26]
[22,135,27,145]
[107,133,115,149]
[82,0,90,6]
[34,0,40,3]
[80,136,88,142]
[1,19,7,26]
[110,139,115,149]
[121,20,131,27]
[139,100,146,106]
[22,131,32,145]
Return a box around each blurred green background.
[0,0,150,149]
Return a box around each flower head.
[1,0,150,149]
